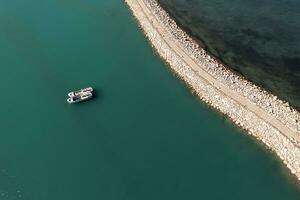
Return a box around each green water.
[0,0,300,199]
[158,0,300,109]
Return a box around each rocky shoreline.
[124,0,300,181]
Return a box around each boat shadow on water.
[91,89,99,100]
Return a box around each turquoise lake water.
[0,0,300,199]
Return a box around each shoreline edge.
[124,0,300,181]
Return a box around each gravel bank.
[125,0,300,181]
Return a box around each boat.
[67,91,93,104]
[68,87,93,97]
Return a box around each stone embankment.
[125,0,300,181]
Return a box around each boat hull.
[67,95,93,104]
[67,87,94,104]
[68,87,93,97]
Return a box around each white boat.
[67,92,93,104]
[68,87,93,97]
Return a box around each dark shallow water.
[158,0,300,109]
[0,0,300,199]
